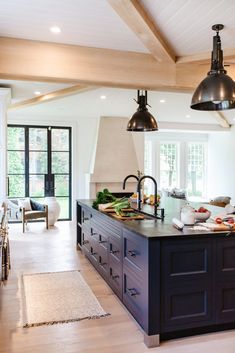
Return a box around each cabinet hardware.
[110,250,119,254]
[83,240,89,245]
[128,250,137,257]
[92,232,98,236]
[100,262,107,266]
[99,240,107,244]
[127,288,138,296]
[112,275,119,280]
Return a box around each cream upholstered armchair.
[8,198,48,232]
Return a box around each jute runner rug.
[20,270,109,327]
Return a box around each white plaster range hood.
[90,116,144,198]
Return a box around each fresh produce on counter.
[195,207,209,213]
[92,188,116,209]
[113,198,131,216]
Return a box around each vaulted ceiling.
[2,0,235,127]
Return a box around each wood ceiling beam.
[211,112,230,128]
[108,0,175,63]
[177,47,235,64]
[1,37,235,92]
[9,85,95,110]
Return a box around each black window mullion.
[48,127,52,175]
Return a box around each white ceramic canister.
[180,203,195,226]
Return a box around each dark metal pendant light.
[127,90,158,131]
[191,24,235,111]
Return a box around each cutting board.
[112,213,145,220]
[197,222,235,231]
[104,208,134,213]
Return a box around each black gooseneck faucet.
[137,175,158,217]
[122,174,139,190]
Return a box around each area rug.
[20,270,109,327]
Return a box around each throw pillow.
[18,198,32,211]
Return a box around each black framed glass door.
[7,125,72,220]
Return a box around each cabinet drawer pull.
[112,275,119,280]
[92,232,98,236]
[83,217,89,221]
[128,250,137,257]
[110,250,119,254]
[83,240,89,245]
[100,262,107,266]
[127,288,138,297]
[90,251,97,256]
[99,240,107,244]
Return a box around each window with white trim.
[186,142,205,197]
[160,143,178,189]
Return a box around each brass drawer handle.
[127,288,138,297]
[128,250,137,257]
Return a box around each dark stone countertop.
[77,197,234,239]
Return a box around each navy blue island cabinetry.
[76,199,235,347]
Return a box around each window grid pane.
[187,143,205,197]
[160,143,178,189]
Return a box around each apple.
[197,207,209,213]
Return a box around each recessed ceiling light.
[34,91,41,96]
[100,95,106,100]
[160,99,165,103]
[50,26,61,34]
[186,114,191,118]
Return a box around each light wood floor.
[1,221,235,353]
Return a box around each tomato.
[215,217,222,224]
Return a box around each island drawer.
[91,214,121,240]
[123,267,147,331]
[109,258,122,299]
[82,230,91,252]
[98,246,109,279]
[82,207,92,225]
[161,239,212,284]
[123,229,147,274]
[109,234,122,262]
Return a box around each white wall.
[207,126,235,203]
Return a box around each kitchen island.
[76,197,235,347]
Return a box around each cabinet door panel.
[216,281,235,323]
[161,281,213,331]
[162,240,212,284]
[216,239,235,279]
